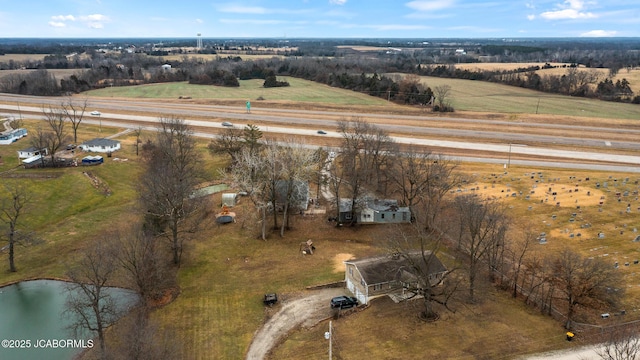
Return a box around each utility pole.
[324,321,332,359]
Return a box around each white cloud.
[49,13,110,29]
[51,15,76,21]
[218,5,268,14]
[80,14,109,22]
[329,0,347,4]
[196,18,203,24]
[406,0,455,12]
[527,14,536,20]
[540,0,596,20]
[580,29,617,37]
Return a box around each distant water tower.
[197,33,202,50]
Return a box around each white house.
[17,146,47,161]
[79,138,121,153]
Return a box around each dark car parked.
[330,296,358,309]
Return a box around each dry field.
[0,54,47,62]
[450,62,640,95]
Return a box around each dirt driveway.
[245,288,347,360]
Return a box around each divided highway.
[2,93,640,172]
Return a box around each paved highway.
[2,93,639,172]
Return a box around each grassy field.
[400,74,640,119]
[86,78,390,106]
[86,73,640,120]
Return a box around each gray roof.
[19,146,41,152]
[346,251,446,286]
[340,198,409,213]
[81,138,120,147]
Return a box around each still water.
[0,279,139,360]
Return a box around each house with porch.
[344,251,447,305]
[338,198,411,224]
[17,146,47,162]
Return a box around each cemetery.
[456,166,640,311]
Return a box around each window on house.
[392,213,396,219]
[349,267,353,276]
[373,284,382,291]
[381,213,385,219]
[360,278,365,286]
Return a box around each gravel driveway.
[245,288,346,360]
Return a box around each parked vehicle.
[263,293,278,306]
[90,111,101,116]
[317,130,327,135]
[222,121,233,127]
[330,296,358,309]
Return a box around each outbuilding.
[221,193,239,207]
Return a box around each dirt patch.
[333,253,355,273]
[460,181,604,208]
[528,183,604,207]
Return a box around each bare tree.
[386,224,457,321]
[507,229,537,298]
[61,96,88,144]
[551,248,624,329]
[387,148,459,228]
[133,126,143,156]
[110,308,181,360]
[41,105,70,166]
[230,146,271,240]
[29,126,49,167]
[115,224,175,305]
[276,139,315,236]
[433,84,452,111]
[453,195,509,303]
[208,127,244,164]
[596,324,640,360]
[0,183,31,272]
[138,116,203,265]
[337,118,394,225]
[65,237,121,357]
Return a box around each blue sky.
[0,0,638,38]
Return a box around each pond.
[0,279,139,360]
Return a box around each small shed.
[221,193,238,207]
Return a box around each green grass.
[389,73,640,120]
[85,78,390,106]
